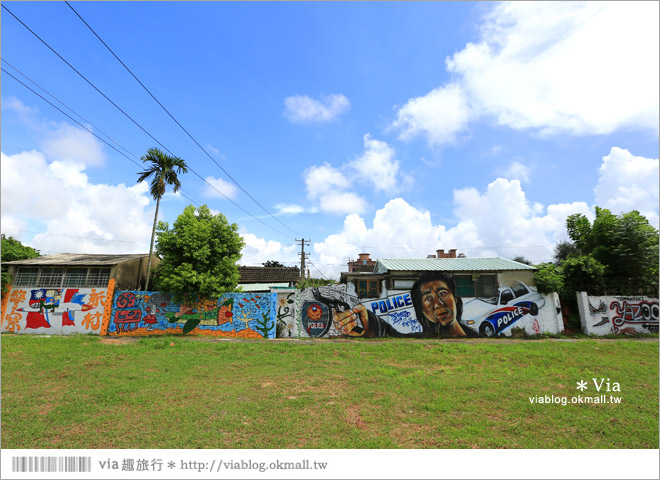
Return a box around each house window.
[392,279,415,290]
[12,267,111,288]
[356,280,380,298]
[455,276,474,297]
[475,275,497,297]
[454,275,497,298]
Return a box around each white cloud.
[392,84,472,147]
[275,203,305,215]
[203,176,238,199]
[348,134,404,192]
[283,93,350,123]
[239,233,298,267]
[317,192,368,215]
[503,161,530,183]
[594,147,659,227]
[303,163,368,215]
[303,135,406,215]
[312,182,597,279]
[1,148,153,255]
[393,2,659,144]
[42,124,106,167]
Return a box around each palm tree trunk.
[144,196,160,291]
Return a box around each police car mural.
[461,281,545,337]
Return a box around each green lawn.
[1,335,658,449]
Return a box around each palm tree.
[137,147,188,291]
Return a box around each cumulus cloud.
[283,93,350,123]
[42,124,106,167]
[1,148,153,254]
[594,147,659,227]
[302,135,406,215]
[203,176,238,199]
[392,84,473,147]
[348,134,405,192]
[239,233,298,267]
[502,161,530,183]
[393,2,659,144]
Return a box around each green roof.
[375,257,536,273]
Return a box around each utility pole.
[296,238,310,280]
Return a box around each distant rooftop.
[375,257,536,273]
[238,266,300,284]
[3,253,153,266]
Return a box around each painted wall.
[576,292,659,335]
[274,289,298,337]
[295,273,563,338]
[0,281,114,335]
[104,291,276,338]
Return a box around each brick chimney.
[449,249,457,258]
[436,249,444,258]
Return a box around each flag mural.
[1,286,110,335]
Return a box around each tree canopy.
[263,260,285,267]
[1,235,40,297]
[155,205,244,306]
[536,207,658,297]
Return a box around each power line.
[2,65,202,208]
[2,5,290,238]
[64,1,302,238]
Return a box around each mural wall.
[296,272,563,338]
[104,290,276,338]
[577,292,659,335]
[1,282,114,335]
[274,289,298,338]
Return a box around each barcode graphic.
[12,456,92,473]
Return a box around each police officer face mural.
[420,279,456,326]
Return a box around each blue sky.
[2,1,658,279]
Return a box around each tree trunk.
[144,195,160,291]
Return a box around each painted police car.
[460,282,545,337]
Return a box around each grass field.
[1,335,658,449]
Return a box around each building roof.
[238,266,300,283]
[237,282,292,292]
[375,257,536,273]
[3,253,153,266]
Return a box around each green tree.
[534,262,564,294]
[1,235,40,298]
[565,208,658,295]
[512,255,532,265]
[156,205,244,332]
[296,278,335,289]
[262,260,284,267]
[137,147,188,291]
[553,241,578,265]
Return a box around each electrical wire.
[1,65,202,208]
[64,1,302,238]
[2,4,291,238]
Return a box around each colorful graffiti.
[580,293,659,335]
[297,273,560,338]
[105,291,276,338]
[1,287,109,334]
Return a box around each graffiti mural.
[1,286,110,335]
[275,290,298,337]
[297,272,562,338]
[579,293,659,335]
[105,291,276,338]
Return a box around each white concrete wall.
[577,292,659,335]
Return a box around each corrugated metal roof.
[375,257,536,273]
[237,282,291,292]
[3,253,152,266]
